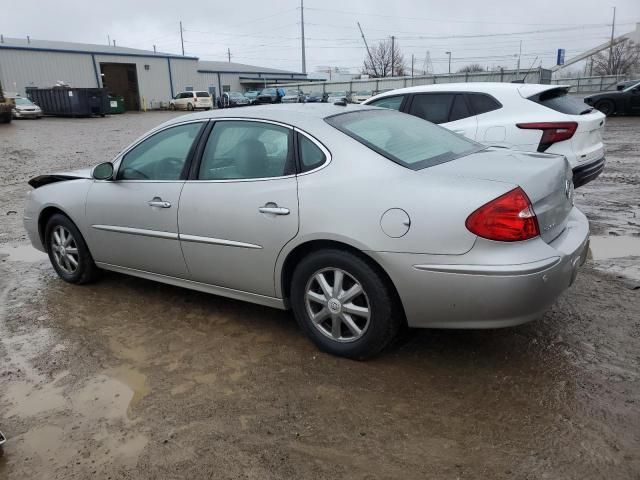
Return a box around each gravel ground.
[0,112,639,479]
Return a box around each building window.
[222,85,230,92]
[185,86,193,91]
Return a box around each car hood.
[28,167,93,188]
[15,104,41,110]
[585,91,619,101]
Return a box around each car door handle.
[259,204,290,215]
[148,197,171,208]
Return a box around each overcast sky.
[1,0,638,74]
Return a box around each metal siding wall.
[169,58,199,93]
[0,49,96,95]
[93,54,172,109]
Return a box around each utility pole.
[180,21,185,56]
[227,48,231,62]
[107,34,110,46]
[516,40,522,76]
[446,51,451,74]
[608,7,616,74]
[300,0,306,74]
[391,36,395,77]
[357,22,375,75]
[411,54,414,77]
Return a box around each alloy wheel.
[51,225,80,274]
[304,268,371,343]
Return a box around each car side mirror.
[93,162,114,180]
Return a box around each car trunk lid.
[430,148,574,243]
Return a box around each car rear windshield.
[196,92,210,97]
[326,109,485,170]
[528,88,592,115]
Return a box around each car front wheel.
[290,249,402,359]
[595,99,615,116]
[187,103,194,111]
[45,214,99,284]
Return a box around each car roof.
[163,103,378,130]
[366,82,568,101]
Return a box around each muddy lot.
[0,113,639,479]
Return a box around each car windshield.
[229,92,244,98]
[310,92,322,97]
[260,88,276,95]
[623,80,640,92]
[357,91,371,96]
[326,109,485,170]
[331,92,346,96]
[15,97,34,106]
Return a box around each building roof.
[0,37,197,60]
[197,60,304,76]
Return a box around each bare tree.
[592,40,640,76]
[362,39,406,78]
[457,63,485,73]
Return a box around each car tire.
[595,100,615,116]
[45,214,99,284]
[290,249,402,359]
[187,103,194,111]
[0,112,11,123]
[169,103,176,111]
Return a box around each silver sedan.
[24,104,590,359]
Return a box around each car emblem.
[564,179,574,204]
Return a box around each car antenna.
[520,56,539,83]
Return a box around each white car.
[170,91,213,111]
[12,96,43,119]
[364,83,606,187]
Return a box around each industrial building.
[0,37,308,110]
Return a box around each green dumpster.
[108,96,125,114]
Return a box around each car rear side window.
[367,95,404,110]
[408,94,454,124]
[198,121,293,180]
[326,110,484,170]
[527,88,591,115]
[297,133,326,172]
[196,92,210,97]
[467,93,502,115]
[449,94,472,122]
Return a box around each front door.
[178,119,299,297]
[85,121,206,277]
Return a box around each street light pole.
[445,51,451,74]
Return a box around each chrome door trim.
[294,127,333,176]
[91,224,178,240]
[179,233,262,249]
[95,262,285,309]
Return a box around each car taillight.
[465,187,540,242]
[516,121,577,152]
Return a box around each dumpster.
[25,87,109,117]
[108,96,125,114]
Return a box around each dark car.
[616,79,640,91]
[217,91,250,108]
[306,91,327,103]
[585,81,640,116]
[243,90,260,105]
[257,87,284,104]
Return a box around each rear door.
[406,93,478,139]
[178,119,299,297]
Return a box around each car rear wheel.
[45,214,99,284]
[290,249,402,359]
[595,99,615,116]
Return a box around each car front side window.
[198,121,293,180]
[118,123,204,180]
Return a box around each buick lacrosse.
[24,104,590,358]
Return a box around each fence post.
[465,72,468,83]
[500,68,504,83]
[576,77,580,93]
[375,79,379,93]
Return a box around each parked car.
[24,104,589,359]
[218,92,250,108]
[169,91,213,111]
[257,87,285,104]
[327,91,351,104]
[282,90,306,103]
[244,90,260,105]
[12,96,43,119]
[584,80,640,116]
[0,80,13,123]
[305,91,327,103]
[615,79,640,91]
[364,83,606,188]
[351,90,373,104]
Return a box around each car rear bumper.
[572,156,605,188]
[372,207,590,329]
